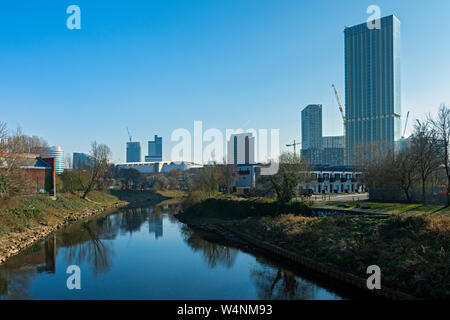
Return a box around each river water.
[0,203,349,300]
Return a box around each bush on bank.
[182,196,312,220]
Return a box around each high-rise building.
[73,152,91,169]
[227,133,255,165]
[48,146,64,174]
[301,104,344,167]
[126,142,141,163]
[145,135,162,162]
[322,136,344,167]
[301,105,322,149]
[301,105,323,165]
[344,15,402,166]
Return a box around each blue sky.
[1,0,449,163]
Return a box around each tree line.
[362,104,450,205]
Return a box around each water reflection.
[250,264,316,299]
[0,235,56,299]
[180,225,238,269]
[62,223,113,276]
[0,203,345,300]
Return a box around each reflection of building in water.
[148,215,163,239]
[0,235,57,298]
[27,235,57,274]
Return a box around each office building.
[227,133,255,165]
[344,15,402,166]
[73,152,91,170]
[301,105,322,149]
[145,135,162,162]
[126,142,141,163]
[48,146,64,174]
[322,136,344,167]
[301,105,323,165]
[301,105,344,167]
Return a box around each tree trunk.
[422,179,426,204]
[403,188,411,203]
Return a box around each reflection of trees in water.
[0,270,37,300]
[180,225,238,269]
[250,264,317,300]
[120,208,147,234]
[0,236,57,300]
[153,203,181,216]
[62,222,113,276]
[0,263,41,300]
[0,269,8,297]
[0,204,178,298]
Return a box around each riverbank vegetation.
[362,104,450,205]
[179,198,449,299]
[0,191,121,236]
[182,197,311,221]
[232,213,449,299]
[322,201,450,215]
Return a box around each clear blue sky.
[1,0,449,164]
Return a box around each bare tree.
[82,142,112,199]
[428,104,450,206]
[393,147,417,202]
[360,150,397,190]
[0,124,50,196]
[411,121,441,203]
[0,121,7,153]
[5,126,49,155]
[259,152,313,203]
[65,154,73,170]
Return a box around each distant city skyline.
[1,1,449,164]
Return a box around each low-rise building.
[0,153,56,195]
[116,161,203,174]
[232,164,261,189]
[298,166,363,193]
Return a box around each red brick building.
[0,153,56,195]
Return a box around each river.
[0,203,351,300]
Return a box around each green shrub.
[0,174,10,196]
[183,197,312,220]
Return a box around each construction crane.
[402,111,410,139]
[286,140,301,155]
[126,127,132,142]
[331,84,346,165]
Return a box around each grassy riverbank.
[0,189,177,264]
[0,190,174,236]
[0,192,122,236]
[322,201,450,215]
[179,197,450,299]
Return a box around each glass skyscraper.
[145,135,162,162]
[301,104,345,167]
[73,152,91,169]
[344,15,401,166]
[301,104,323,165]
[126,141,141,163]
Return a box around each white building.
[116,161,202,174]
[227,133,255,165]
[297,166,363,193]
